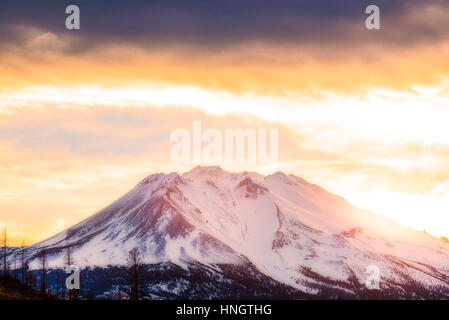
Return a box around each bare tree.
[38,248,48,293]
[64,246,80,300]
[64,246,73,267]
[126,248,147,300]
[1,228,8,280]
[20,242,27,285]
[26,270,36,289]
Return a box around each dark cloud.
[0,0,448,53]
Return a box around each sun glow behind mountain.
[1,1,449,244]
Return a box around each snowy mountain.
[12,166,449,299]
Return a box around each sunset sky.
[1,0,449,245]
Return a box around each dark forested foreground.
[0,275,55,300]
[1,261,449,300]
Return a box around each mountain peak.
[138,172,181,186]
[183,165,228,178]
[138,172,167,185]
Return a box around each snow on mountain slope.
[29,171,245,268]
[16,166,449,297]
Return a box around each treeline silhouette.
[0,228,53,299]
[0,228,148,300]
[1,227,448,300]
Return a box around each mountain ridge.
[9,166,449,298]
